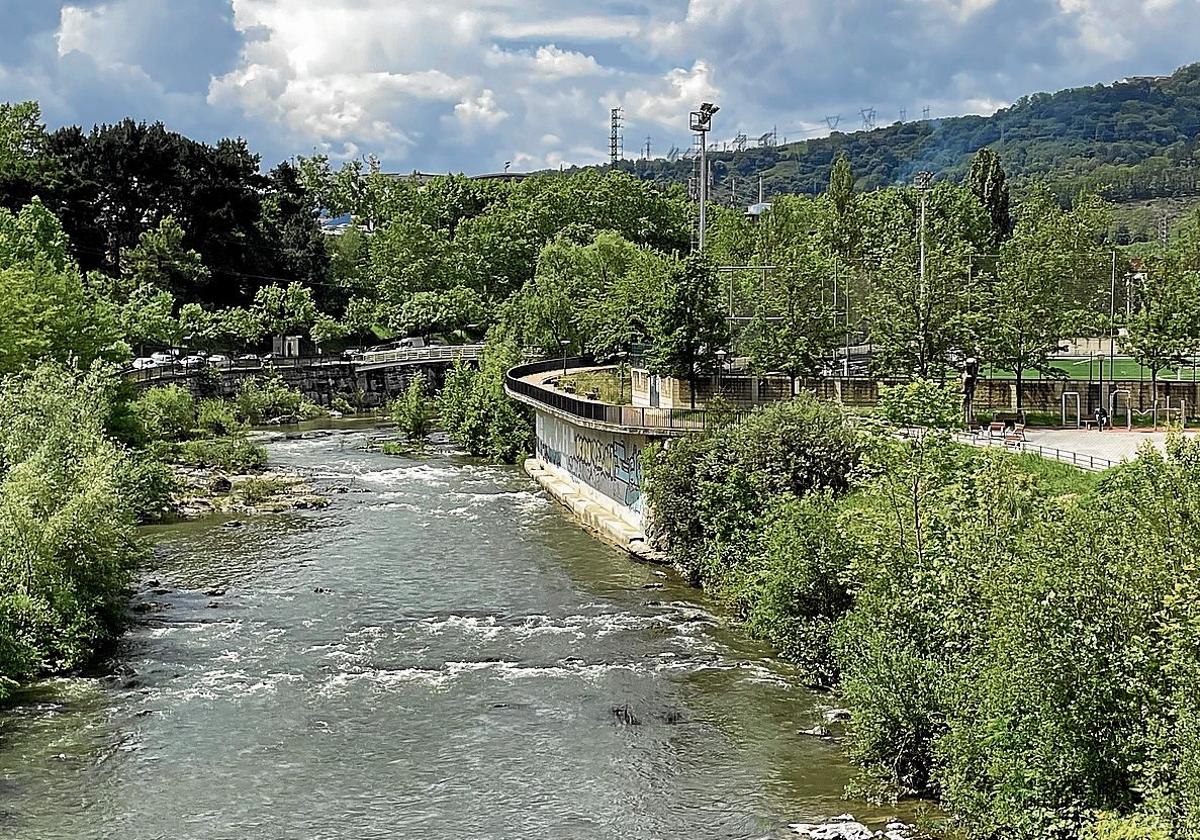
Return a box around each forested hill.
[610,61,1200,207]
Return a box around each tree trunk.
[1014,367,1024,416]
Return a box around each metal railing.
[505,356,743,433]
[125,344,487,383]
[956,432,1117,472]
[354,344,485,368]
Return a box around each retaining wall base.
[523,458,667,565]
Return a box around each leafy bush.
[0,363,142,692]
[172,436,267,472]
[237,476,287,505]
[1081,813,1171,840]
[133,384,196,441]
[438,340,532,462]
[644,393,863,585]
[196,398,241,437]
[115,451,178,523]
[330,395,356,415]
[389,372,432,441]
[233,372,321,424]
[723,493,855,686]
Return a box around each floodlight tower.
[914,170,934,370]
[690,102,719,251]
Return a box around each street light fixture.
[690,102,720,252]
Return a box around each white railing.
[354,344,486,368]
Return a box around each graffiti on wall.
[535,414,644,509]
[566,434,644,508]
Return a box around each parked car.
[150,351,175,365]
[131,357,159,370]
[397,336,426,349]
[181,355,207,369]
[208,354,231,367]
[237,353,260,365]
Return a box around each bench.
[1004,423,1026,447]
[987,421,1005,440]
[1080,419,1098,431]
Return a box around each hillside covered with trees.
[617,60,1200,235]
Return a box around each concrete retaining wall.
[533,411,653,525]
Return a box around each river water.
[0,430,903,839]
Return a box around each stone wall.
[166,363,451,409]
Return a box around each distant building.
[745,201,773,220]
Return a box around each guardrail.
[505,356,744,433]
[956,432,1117,472]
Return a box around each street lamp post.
[616,351,628,404]
[914,171,933,374]
[690,103,720,251]
[560,339,571,378]
[715,349,728,394]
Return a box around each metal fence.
[505,357,743,433]
[956,432,1117,472]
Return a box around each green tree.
[0,200,121,374]
[649,252,730,408]
[827,153,860,260]
[967,147,1012,251]
[0,101,57,211]
[390,372,433,441]
[983,186,1110,412]
[120,216,210,302]
[862,184,989,380]
[252,282,317,342]
[1120,268,1199,423]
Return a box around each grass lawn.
[982,357,1200,382]
[559,370,631,404]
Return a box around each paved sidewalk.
[1022,428,1198,463]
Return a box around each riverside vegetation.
[645,381,1200,839]
[0,362,336,701]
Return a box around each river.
[0,429,904,839]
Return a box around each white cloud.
[623,60,720,129]
[6,0,1200,174]
[454,89,509,129]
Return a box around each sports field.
[982,357,1200,381]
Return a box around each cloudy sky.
[2,0,1199,174]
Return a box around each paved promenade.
[1023,428,1199,464]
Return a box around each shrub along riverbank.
[645,383,1200,839]
[0,366,338,700]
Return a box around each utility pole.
[690,103,719,251]
[914,171,933,375]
